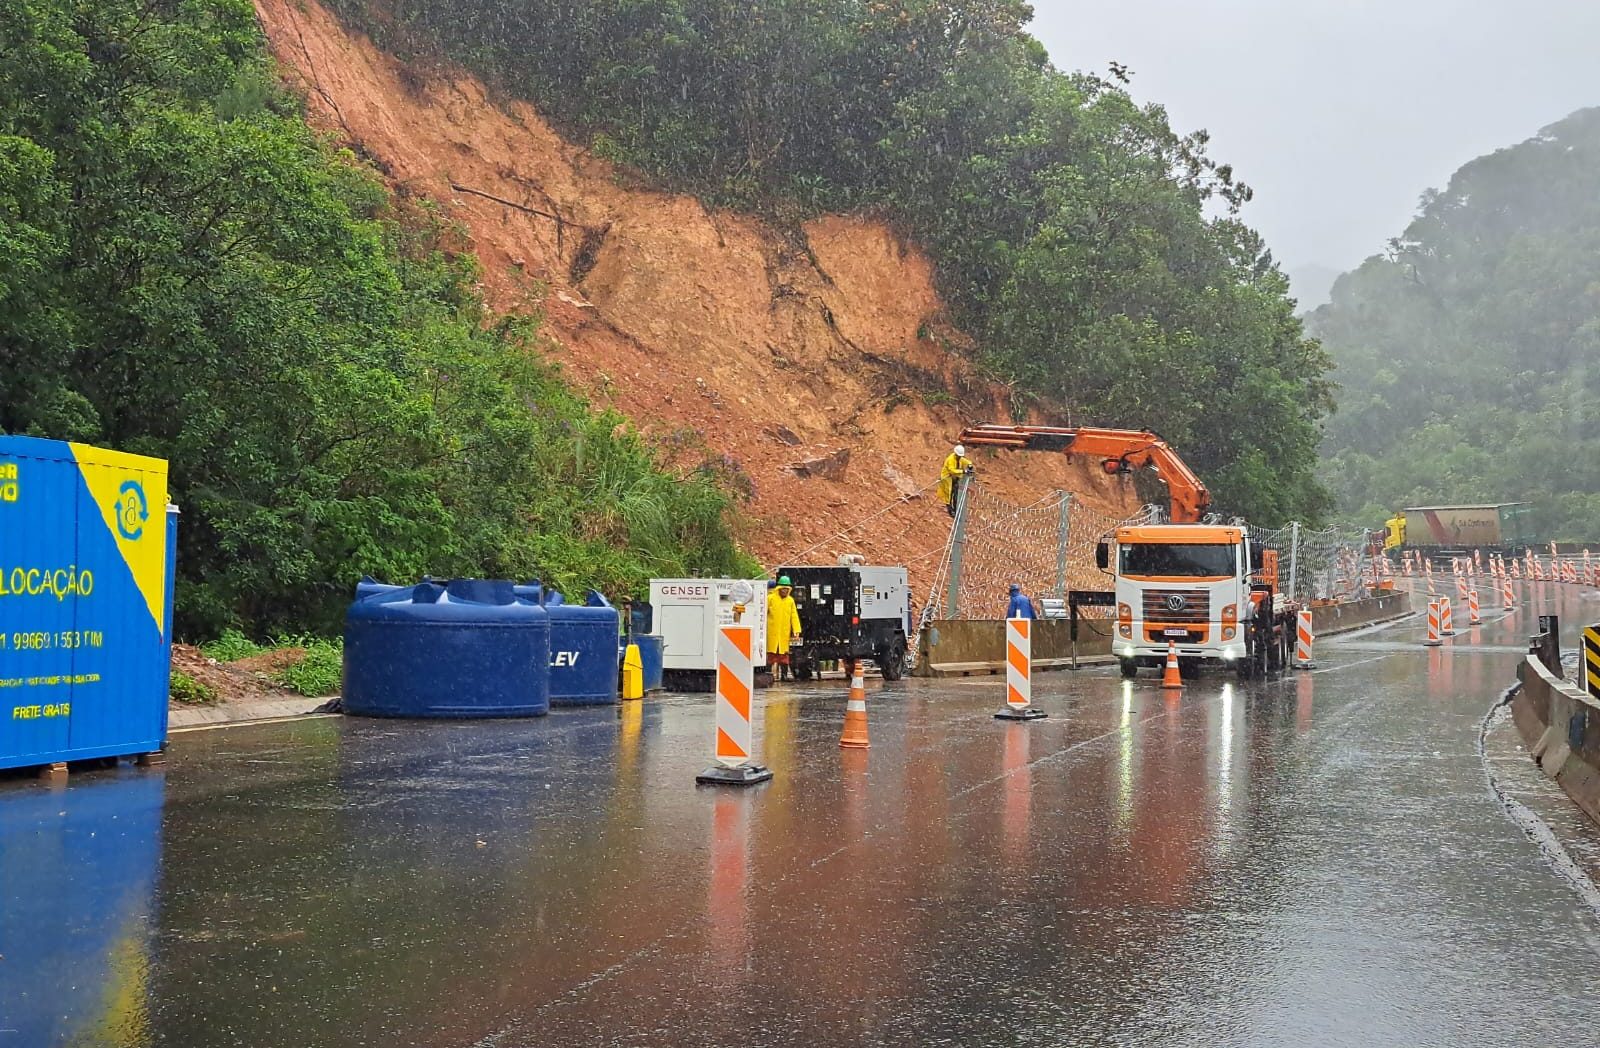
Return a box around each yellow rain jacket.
[767,587,802,655]
[937,451,973,507]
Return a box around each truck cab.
[1099,524,1270,677]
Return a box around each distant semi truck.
[1396,503,1534,554]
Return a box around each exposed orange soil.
[254,0,1139,592]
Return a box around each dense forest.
[325,0,1335,525]
[0,0,753,638]
[1311,108,1600,540]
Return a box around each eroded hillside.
[255,0,1138,581]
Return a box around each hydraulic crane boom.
[957,425,1212,523]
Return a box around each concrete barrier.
[917,592,1412,678]
[915,619,1111,677]
[1310,591,1412,635]
[1511,655,1600,827]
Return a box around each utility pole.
[946,480,972,620]
[1288,521,1301,601]
[1054,491,1072,599]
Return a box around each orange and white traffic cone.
[1440,596,1455,636]
[1424,600,1443,647]
[1294,609,1315,670]
[1502,577,1515,612]
[1161,640,1183,690]
[996,617,1047,721]
[840,660,870,749]
[1468,589,1481,626]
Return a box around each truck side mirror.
[1250,545,1264,571]
[1095,541,1110,572]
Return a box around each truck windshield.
[1120,543,1236,578]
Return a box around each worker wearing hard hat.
[766,576,803,681]
[938,444,974,517]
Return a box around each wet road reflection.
[3,582,1600,1045]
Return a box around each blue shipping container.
[0,437,175,771]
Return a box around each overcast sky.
[1029,1,1600,299]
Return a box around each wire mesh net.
[920,481,1157,621]
[1253,523,1384,603]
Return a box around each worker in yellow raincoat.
[767,575,803,681]
[938,443,973,517]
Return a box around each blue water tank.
[544,590,621,706]
[344,579,550,718]
[632,634,664,693]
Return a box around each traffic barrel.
[1502,577,1515,612]
[1468,589,1481,626]
[1424,600,1443,647]
[996,617,1047,720]
[1294,609,1315,669]
[696,624,774,786]
[1161,640,1183,690]
[840,659,870,748]
[1440,596,1455,636]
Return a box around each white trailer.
[649,578,769,688]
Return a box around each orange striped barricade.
[996,617,1047,720]
[1502,577,1516,612]
[1455,573,1469,601]
[1440,596,1455,636]
[1468,589,1481,626]
[696,624,774,786]
[1294,608,1316,670]
[1423,600,1443,647]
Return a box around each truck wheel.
[1119,658,1139,679]
[879,636,908,681]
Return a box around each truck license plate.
[1163,628,1188,638]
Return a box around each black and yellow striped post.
[1584,624,1600,700]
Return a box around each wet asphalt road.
[5,583,1600,1047]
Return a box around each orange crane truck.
[958,425,1296,680]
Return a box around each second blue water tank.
[545,591,621,706]
[344,579,550,718]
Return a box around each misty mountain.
[1309,107,1600,539]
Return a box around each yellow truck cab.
[1099,524,1291,679]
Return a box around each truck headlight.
[1223,626,1236,640]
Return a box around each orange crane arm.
[957,425,1212,524]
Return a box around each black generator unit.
[776,564,911,681]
